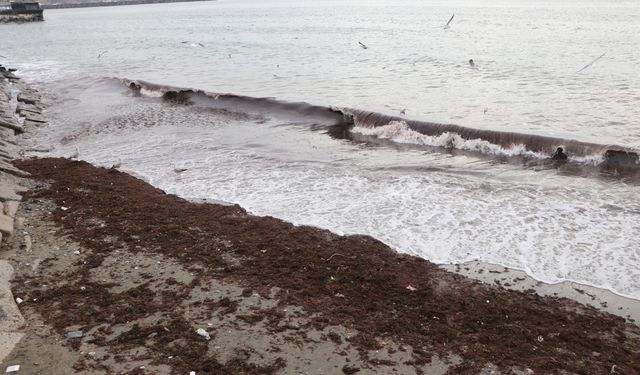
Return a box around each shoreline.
[1,156,638,374]
[0,67,639,374]
[440,261,640,323]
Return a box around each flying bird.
[181,41,205,47]
[97,51,108,59]
[358,41,368,50]
[576,51,607,73]
[444,13,455,29]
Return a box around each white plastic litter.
[5,365,20,373]
[14,297,23,304]
[196,328,210,340]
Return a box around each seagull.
[173,167,188,173]
[576,51,607,73]
[444,13,455,29]
[400,109,406,115]
[358,41,368,50]
[110,160,122,169]
[181,41,205,48]
[69,147,79,160]
[97,51,108,59]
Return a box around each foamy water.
[3,0,640,299]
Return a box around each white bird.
[181,41,205,48]
[173,167,188,173]
[97,50,108,59]
[69,147,79,160]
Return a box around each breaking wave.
[117,78,640,170]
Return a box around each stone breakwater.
[0,64,38,366]
[0,13,43,23]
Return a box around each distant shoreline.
[42,0,214,10]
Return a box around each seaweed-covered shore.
[0,157,638,374]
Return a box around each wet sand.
[0,157,638,374]
[440,262,640,324]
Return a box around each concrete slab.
[16,94,37,105]
[0,162,28,178]
[0,182,22,202]
[0,332,23,365]
[23,120,44,128]
[17,109,41,118]
[0,214,13,236]
[0,261,24,331]
[23,113,46,123]
[3,202,19,218]
[0,261,24,364]
[16,103,41,113]
[0,120,21,135]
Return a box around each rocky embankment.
[0,64,45,370]
[0,13,42,23]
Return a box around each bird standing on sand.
[69,147,79,160]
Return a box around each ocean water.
[2,0,640,299]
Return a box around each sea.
[1,0,640,300]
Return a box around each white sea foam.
[32,106,640,301]
[352,121,543,158]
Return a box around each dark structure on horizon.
[0,1,44,21]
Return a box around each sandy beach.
[0,69,639,374]
[0,155,637,374]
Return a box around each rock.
[65,330,84,339]
[16,103,42,114]
[24,113,46,123]
[0,214,14,235]
[0,181,22,201]
[0,161,29,178]
[17,94,38,105]
[23,119,44,128]
[1,201,18,218]
[0,118,23,134]
[1,72,19,81]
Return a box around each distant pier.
[0,2,43,22]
